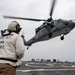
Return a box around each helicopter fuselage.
[23,19,75,46]
[3,0,75,47]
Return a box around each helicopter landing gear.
[60,34,64,40]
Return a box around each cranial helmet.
[8,21,22,33]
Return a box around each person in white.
[0,21,25,75]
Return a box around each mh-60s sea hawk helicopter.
[3,0,75,49]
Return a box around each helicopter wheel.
[60,35,64,40]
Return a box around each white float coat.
[0,32,25,67]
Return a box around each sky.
[0,0,75,62]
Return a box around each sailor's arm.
[16,36,25,59]
[21,35,32,46]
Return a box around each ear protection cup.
[16,24,22,33]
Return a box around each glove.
[21,35,25,39]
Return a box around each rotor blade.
[3,15,46,22]
[50,0,56,17]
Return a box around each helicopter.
[3,0,75,48]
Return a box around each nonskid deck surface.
[16,61,75,75]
